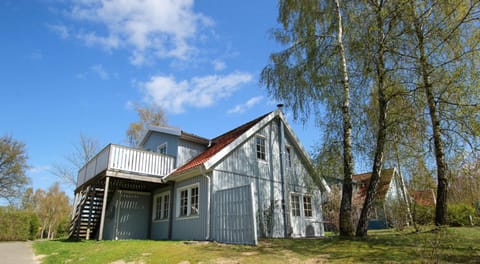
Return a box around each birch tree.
[261,0,356,236]
[126,104,168,146]
[402,0,480,225]
[354,0,405,237]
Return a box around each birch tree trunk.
[356,0,388,238]
[413,11,449,226]
[334,0,354,237]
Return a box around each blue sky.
[0,0,320,197]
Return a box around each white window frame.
[303,195,313,217]
[153,191,170,222]
[255,135,267,161]
[156,142,168,154]
[291,194,301,217]
[290,193,314,218]
[176,183,200,219]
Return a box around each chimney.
[276,103,284,111]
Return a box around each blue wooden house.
[70,107,330,245]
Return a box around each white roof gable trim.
[138,125,182,147]
[203,109,330,192]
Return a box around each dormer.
[138,126,210,168]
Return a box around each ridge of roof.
[170,112,272,175]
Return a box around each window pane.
[157,143,167,154]
[286,147,292,167]
[303,196,312,217]
[256,136,266,160]
[162,194,169,219]
[190,187,199,215]
[180,190,188,216]
[291,194,300,216]
[155,196,162,220]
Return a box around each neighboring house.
[352,168,411,229]
[70,107,330,245]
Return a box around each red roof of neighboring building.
[411,190,436,206]
[353,168,396,202]
[171,112,271,176]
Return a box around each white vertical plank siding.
[77,144,176,187]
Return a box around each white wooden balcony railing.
[77,144,176,187]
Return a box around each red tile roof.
[171,112,271,176]
[411,190,436,206]
[353,168,395,202]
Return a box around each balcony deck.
[77,144,176,188]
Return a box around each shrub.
[412,204,434,226]
[0,207,39,241]
[448,204,475,227]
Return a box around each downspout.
[167,181,174,240]
[200,166,211,240]
[277,105,289,237]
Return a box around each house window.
[154,196,162,220]
[180,189,189,216]
[303,195,312,217]
[153,192,170,221]
[191,186,199,215]
[291,194,301,216]
[286,146,292,167]
[177,184,200,218]
[256,136,266,161]
[163,193,170,219]
[156,143,167,154]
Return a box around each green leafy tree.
[36,183,70,239]
[0,135,29,204]
[401,0,480,225]
[354,0,404,237]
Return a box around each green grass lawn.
[33,227,480,263]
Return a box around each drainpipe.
[200,166,211,240]
[277,104,290,237]
[167,181,175,240]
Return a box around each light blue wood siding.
[177,139,206,167]
[142,132,179,157]
[171,175,210,240]
[213,118,325,238]
[213,184,257,245]
[103,191,151,240]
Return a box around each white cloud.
[228,96,264,114]
[28,165,51,175]
[212,59,226,71]
[47,23,70,39]
[90,64,110,80]
[66,0,212,64]
[142,72,253,113]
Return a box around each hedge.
[0,207,39,241]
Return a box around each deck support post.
[98,176,110,240]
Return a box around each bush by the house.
[0,207,39,241]
[412,204,435,226]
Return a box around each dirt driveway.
[0,241,39,264]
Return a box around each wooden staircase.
[69,185,105,240]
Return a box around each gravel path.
[0,241,40,264]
